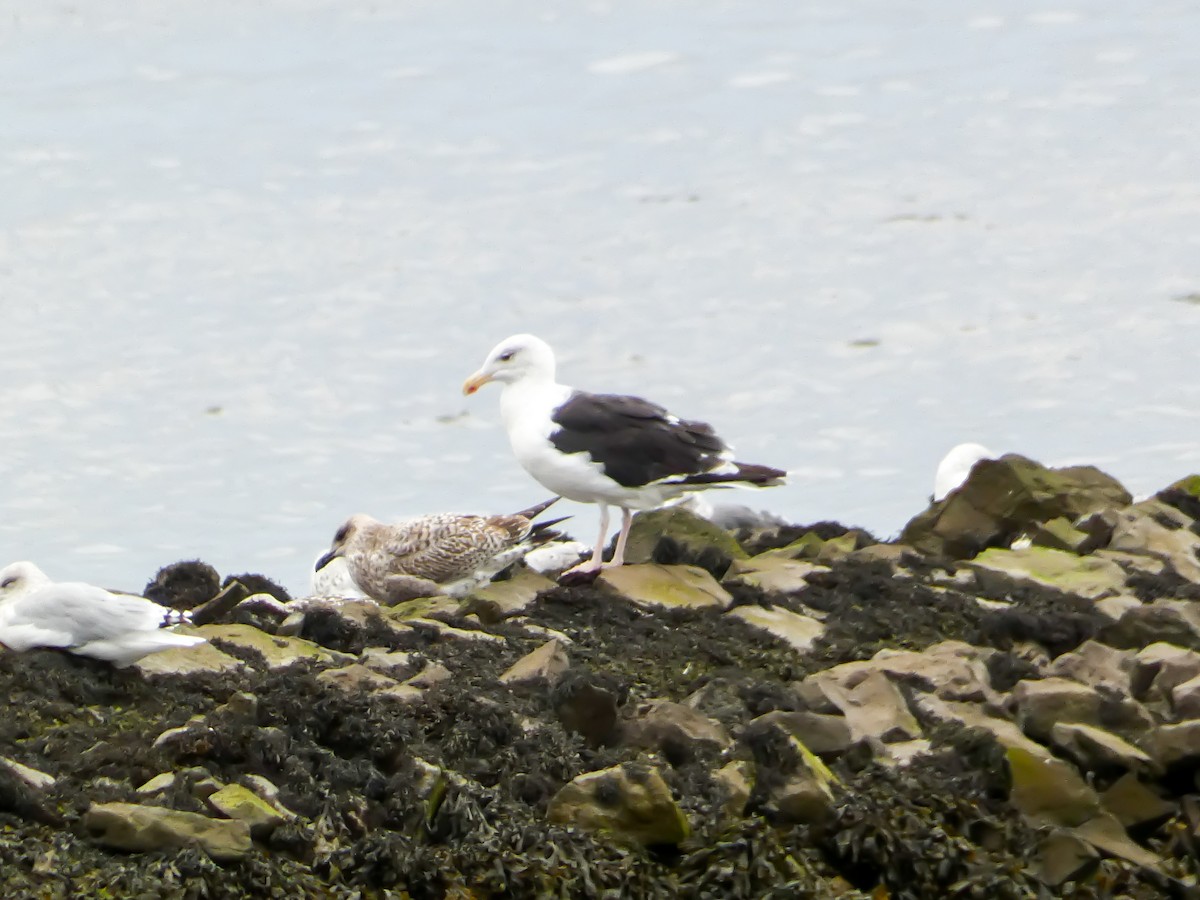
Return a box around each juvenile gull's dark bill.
[0,561,206,667]
[315,497,565,605]
[462,333,787,575]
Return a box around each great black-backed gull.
[0,561,206,666]
[933,443,994,501]
[462,333,787,573]
[314,497,565,604]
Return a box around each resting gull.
[0,561,206,667]
[315,497,565,604]
[933,442,994,502]
[462,333,787,573]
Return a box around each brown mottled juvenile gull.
[0,561,206,667]
[315,498,564,604]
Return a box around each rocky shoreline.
[2,456,1200,898]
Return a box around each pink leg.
[604,508,634,568]
[565,504,609,575]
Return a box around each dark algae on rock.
[3,460,1200,897]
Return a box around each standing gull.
[315,497,565,604]
[0,561,206,667]
[462,333,787,573]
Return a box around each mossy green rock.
[724,554,828,593]
[900,453,1131,559]
[207,783,289,837]
[464,568,556,619]
[134,639,244,677]
[195,624,335,669]
[1006,745,1101,828]
[598,564,732,610]
[84,801,252,862]
[548,762,690,846]
[968,546,1127,599]
[623,507,748,569]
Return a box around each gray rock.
[1048,722,1155,776]
[500,639,570,686]
[1131,642,1200,701]
[1047,640,1135,695]
[624,700,731,756]
[814,669,922,744]
[726,604,825,653]
[899,454,1131,560]
[316,664,422,702]
[1108,499,1200,583]
[713,760,754,820]
[1171,673,1200,718]
[547,763,689,846]
[1104,602,1200,652]
[969,546,1127,600]
[1031,517,1099,555]
[1034,829,1100,887]
[84,801,252,862]
[1139,720,1200,770]
[1101,772,1176,831]
[1010,677,1103,742]
[748,710,855,758]
[553,674,621,747]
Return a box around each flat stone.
[1049,722,1155,776]
[195,624,335,670]
[1171,672,1200,718]
[727,605,825,653]
[405,660,452,689]
[133,640,244,677]
[1072,811,1162,869]
[316,664,422,701]
[548,763,690,846]
[0,757,55,790]
[380,596,461,622]
[1031,517,1097,555]
[598,564,733,611]
[1035,829,1100,887]
[500,639,570,686]
[1010,677,1103,742]
[714,760,753,820]
[846,640,999,704]
[876,738,933,768]
[749,710,854,758]
[207,783,289,838]
[1109,500,1200,583]
[84,802,252,862]
[1095,594,1144,623]
[408,618,506,643]
[135,772,176,796]
[359,648,416,674]
[723,555,829,593]
[463,568,556,620]
[1047,640,1135,695]
[1132,642,1200,701]
[624,700,731,755]
[817,669,921,744]
[1101,772,1176,831]
[969,546,1127,600]
[1140,720,1200,770]
[914,694,1048,758]
[1104,602,1200,652]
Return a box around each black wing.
[548,391,729,487]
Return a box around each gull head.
[462,333,556,395]
[0,561,52,600]
[315,514,377,572]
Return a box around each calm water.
[1,0,1198,594]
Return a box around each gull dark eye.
[497,350,516,362]
[334,524,350,543]
[0,577,16,589]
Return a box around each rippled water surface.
[2,0,1198,593]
